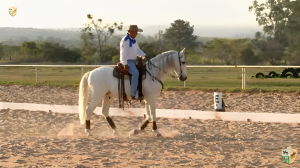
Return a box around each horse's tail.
[79,71,90,125]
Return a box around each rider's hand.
[144,56,148,60]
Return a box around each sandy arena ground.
[1,85,300,114]
[0,85,300,167]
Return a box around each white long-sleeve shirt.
[120,34,146,65]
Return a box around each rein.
[145,51,185,89]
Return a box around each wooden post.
[242,68,246,89]
[35,67,38,84]
[81,67,83,77]
[184,81,186,88]
[244,68,246,89]
[242,68,244,89]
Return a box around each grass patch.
[0,80,79,88]
[1,66,300,93]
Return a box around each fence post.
[242,68,244,89]
[242,68,246,89]
[184,81,186,88]
[35,67,38,84]
[244,68,246,89]
[81,67,83,77]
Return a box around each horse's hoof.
[138,129,146,134]
[85,129,92,136]
[152,130,162,137]
[129,129,139,137]
[113,130,120,137]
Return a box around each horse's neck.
[147,53,174,82]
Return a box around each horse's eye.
[182,62,185,64]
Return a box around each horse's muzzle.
[179,75,187,81]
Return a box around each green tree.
[184,50,202,65]
[210,38,239,65]
[39,42,81,62]
[249,0,292,48]
[201,42,216,64]
[163,19,200,50]
[249,0,300,53]
[80,32,97,63]
[0,43,4,59]
[101,46,119,64]
[136,33,157,44]
[80,14,123,62]
[203,38,252,65]
[20,41,39,58]
[139,42,163,59]
[112,55,119,65]
[240,42,261,65]
[2,45,20,61]
[254,36,284,65]
[285,0,300,58]
[287,49,300,65]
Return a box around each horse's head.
[173,48,187,81]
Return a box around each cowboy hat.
[127,25,143,32]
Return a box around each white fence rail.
[2,65,300,89]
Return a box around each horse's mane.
[148,50,177,65]
[146,50,177,77]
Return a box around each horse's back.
[88,66,114,85]
[90,66,113,75]
[87,66,127,97]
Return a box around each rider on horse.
[120,25,148,100]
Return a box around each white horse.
[78,49,187,137]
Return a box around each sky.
[1,0,266,30]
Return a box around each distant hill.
[0,25,263,40]
[0,26,263,47]
[136,25,263,38]
[0,27,81,41]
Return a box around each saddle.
[112,57,146,109]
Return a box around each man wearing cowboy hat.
[120,25,148,100]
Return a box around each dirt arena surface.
[1,85,300,114]
[0,109,300,168]
[1,85,300,167]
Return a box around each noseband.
[177,51,185,78]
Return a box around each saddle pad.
[113,66,131,79]
[112,66,146,80]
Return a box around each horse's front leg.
[148,101,161,137]
[130,99,161,137]
[129,102,151,136]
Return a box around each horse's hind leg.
[102,95,119,136]
[85,89,105,136]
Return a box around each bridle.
[145,51,186,89]
[177,51,186,78]
[147,51,185,78]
